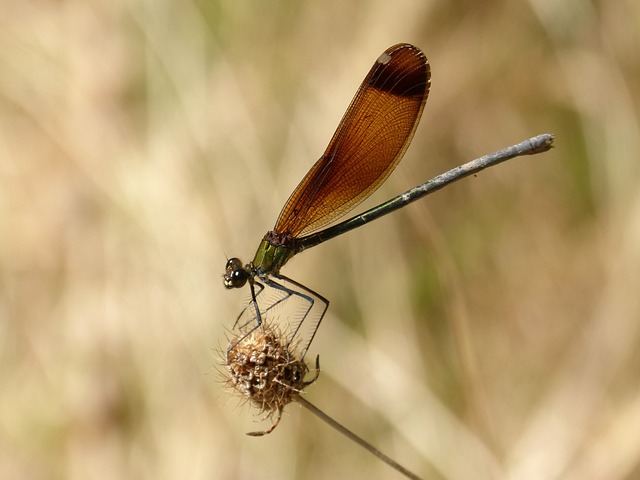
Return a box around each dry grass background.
[1,1,639,479]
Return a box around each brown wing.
[274,43,430,237]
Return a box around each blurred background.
[1,1,639,479]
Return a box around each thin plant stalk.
[297,396,424,480]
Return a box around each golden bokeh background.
[2,1,639,479]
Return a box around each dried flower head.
[223,321,320,436]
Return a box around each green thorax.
[251,234,298,277]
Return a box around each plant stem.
[297,396,424,480]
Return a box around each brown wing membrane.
[274,43,430,237]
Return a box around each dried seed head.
[222,321,319,436]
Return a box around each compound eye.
[230,268,249,288]
[223,259,250,289]
[225,258,243,273]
